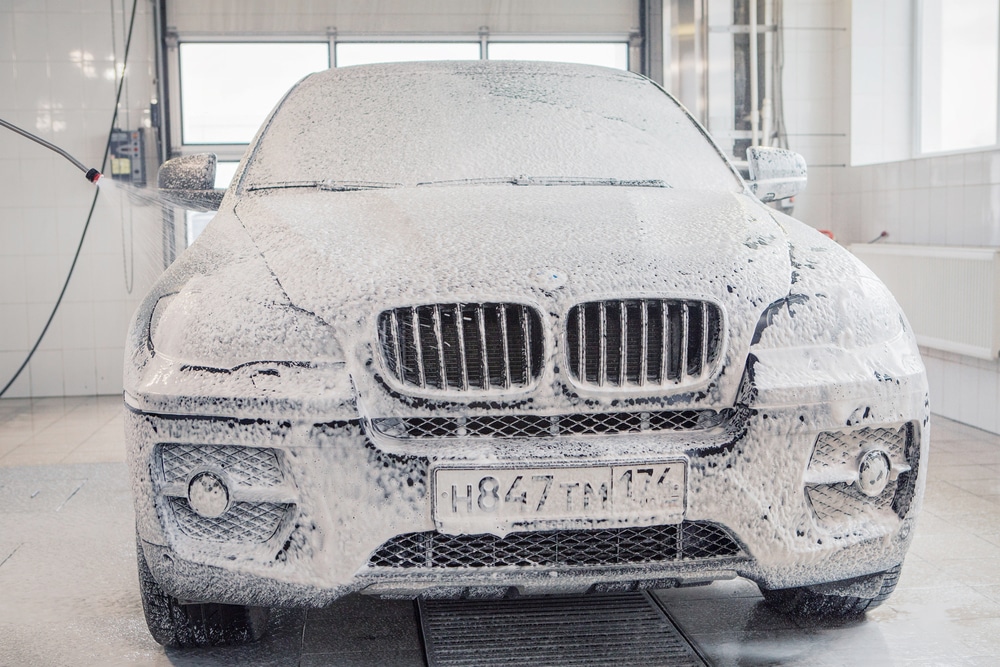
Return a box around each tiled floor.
[1,396,1000,665]
[0,394,126,467]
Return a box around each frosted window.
[336,43,480,67]
[180,43,330,144]
[920,0,999,152]
[487,43,628,70]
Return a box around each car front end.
[128,62,927,645]
[127,185,927,609]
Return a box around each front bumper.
[127,350,928,607]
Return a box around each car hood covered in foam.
[234,184,792,409]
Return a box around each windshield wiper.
[247,180,401,192]
[417,176,670,188]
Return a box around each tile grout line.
[56,480,86,512]
[0,543,23,570]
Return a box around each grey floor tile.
[909,529,1000,563]
[662,595,800,634]
[299,650,426,667]
[302,595,423,654]
[655,577,762,603]
[927,464,1000,483]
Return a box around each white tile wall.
[922,347,1000,435]
[0,2,158,398]
[782,2,1000,434]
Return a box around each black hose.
[0,0,138,398]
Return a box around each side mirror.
[746,146,807,202]
[157,153,225,211]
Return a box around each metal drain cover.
[418,592,708,667]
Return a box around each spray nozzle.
[85,168,102,184]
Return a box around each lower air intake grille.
[378,303,544,392]
[566,299,723,388]
[807,482,898,524]
[809,427,906,470]
[168,497,288,543]
[368,522,743,569]
[806,423,919,527]
[372,409,726,439]
[159,444,282,487]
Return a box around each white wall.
[776,0,848,234]
[165,0,639,36]
[781,0,1000,434]
[0,1,161,398]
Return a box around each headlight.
[744,217,925,411]
[752,220,909,351]
[751,273,906,351]
[149,276,343,370]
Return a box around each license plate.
[433,462,686,535]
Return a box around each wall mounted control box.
[109,129,146,186]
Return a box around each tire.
[136,535,269,647]
[761,563,902,620]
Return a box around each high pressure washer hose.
[0,117,103,184]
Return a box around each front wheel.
[136,535,269,647]
[761,563,903,620]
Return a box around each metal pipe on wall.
[749,0,759,146]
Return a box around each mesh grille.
[372,410,724,439]
[806,424,916,527]
[168,497,288,543]
[368,522,743,569]
[806,482,898,524]
[566,300,723,388]
[378,303,544,392]
[159,444,282,486]
[809,427,905,469]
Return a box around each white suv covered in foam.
[127,61,927,646]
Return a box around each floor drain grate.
[418,591,708,667]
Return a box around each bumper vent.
[809,427,906,470]
[372,409,727,439]
[368,522,743,569]
[160,444,282,487]
[566,300,723,389]
[167,497,288,543]
[378,303,544,392]
[806,424,919,526]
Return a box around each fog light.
[857,449,891,497]
[187,471,230,517]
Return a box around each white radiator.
[851,244,1000,360]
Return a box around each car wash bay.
[5,0,1000,665]
[2,396,1000,666]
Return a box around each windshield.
[241,61,742,192]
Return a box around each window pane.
[336,42,480,67]
[920,0,999,152]
[214,161,240,189]
[180,43,329,145]
[182,162,238,246]
[487,42,628,70]
[185,210,215,246]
